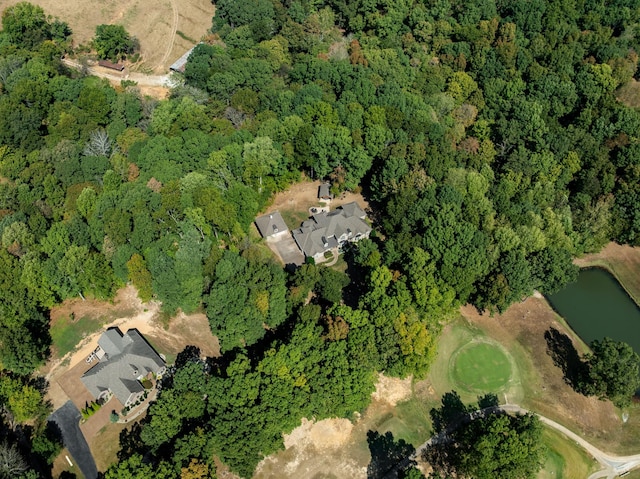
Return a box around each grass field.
[452,341,512,393]
[426,318,528,405]
[538,427,598,479]
[50,314,105,358]
[0,0,214,73]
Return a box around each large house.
[292,202,371,261]
[81,328,165,406]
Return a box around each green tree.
[426,402,545,479]
[585,338,640,408]
[93,24,135,61]
[126,253,153,302]
[1,2,52,48]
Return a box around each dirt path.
[61,58,172,99]
[155,0,179,71]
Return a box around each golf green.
[452,342,512,392]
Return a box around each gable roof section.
[318,183,332,199]
[81,328,165,405]
[292,202,370,257]
[255,211,288,238]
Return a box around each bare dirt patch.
[617,79,640,108]
[263,179,370,231]
[255,374,419,479]
[0,0,214,73]
[44,285,219,411]
[371,373,413,406]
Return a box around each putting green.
[452,342,512,393]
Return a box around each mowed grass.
[50,314,105,358]
[452,342,512,392]
[426,317,528,405]
[280,209,310,230]
[538,427,598,479]
[379,395,434,447]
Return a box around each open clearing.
[44,285,220,474]
[0,0,215,73]
[261,179,370,231]
[451,341,512,393]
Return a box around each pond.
[546,267,640,353]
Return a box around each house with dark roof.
[81,328,165,406]
[292,202,371,261]
[255,211,289,240]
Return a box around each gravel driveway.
[50,401,98,479]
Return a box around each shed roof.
[318,183,333,199]
[169,45,198,73]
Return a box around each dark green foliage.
[206,251,287,352]
[93,24,135,61]
[426,394,546,479]
[3,0,640,477]
[585,337,640,408]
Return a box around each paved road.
[402,404,640,479]
[49,401,98,479]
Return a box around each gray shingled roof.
[318,183,332,199]
[255,211,288,238]
[81,328,164,405]
[292,202,371,258]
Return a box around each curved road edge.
[407,403,640,479]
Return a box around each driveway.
[50,401,98,479]
[267,234,305,268]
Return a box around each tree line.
[1,0,640,477]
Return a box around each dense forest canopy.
[1,0,640,476]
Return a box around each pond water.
[546,267,640,353]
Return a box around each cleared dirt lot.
[0,0,215,73]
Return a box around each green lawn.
[50,314,105,358]
[280,209,310,230]
[379,395,435,447]
[538,427,598,479]
[452,342,512,393]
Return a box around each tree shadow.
[544,327,589,392]
[430,391,469,434]
[366,430,416,479]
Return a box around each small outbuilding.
[169,45,198,73]
[318,183,333,202]
[255,211,289,240]
[98,60,125,71]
